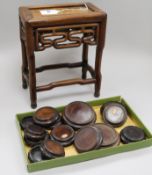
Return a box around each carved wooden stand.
[19,3,107,108]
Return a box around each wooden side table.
[19,3,107,108]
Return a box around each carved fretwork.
[35,23,99,51]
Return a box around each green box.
[16,96,152,172]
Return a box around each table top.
[19,3,107,27]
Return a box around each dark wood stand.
[19,3,107,108]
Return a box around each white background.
[0,0,152,174]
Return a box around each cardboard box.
[16,96,152,172]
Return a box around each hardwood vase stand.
[19,2,107,108]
